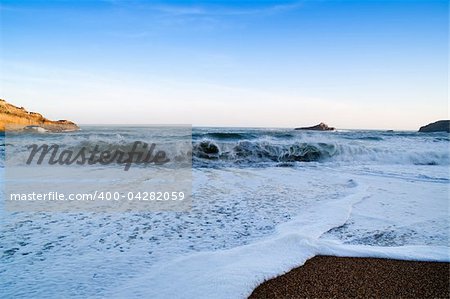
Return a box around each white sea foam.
[109,170,449,299]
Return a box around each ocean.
[0,127,449,298]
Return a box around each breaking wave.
[192,137,449,167]
[2,127,449,168]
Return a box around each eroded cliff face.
[418,120,450,133]
[0,99,79,132]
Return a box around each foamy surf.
[108,176,448,299]
[0,127,448,298]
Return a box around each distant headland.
[0,99,79,132]
[418,120,450,133]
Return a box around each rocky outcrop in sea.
[418,120,450,133]
[295,122,335,131]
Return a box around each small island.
[295,122,335,131]
[0,99,79,132]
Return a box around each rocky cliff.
[0,99,79,132]
[418,120,450,133]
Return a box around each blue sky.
[0,0,448,129]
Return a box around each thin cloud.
[152,5,207,16]
[151,2,303,17]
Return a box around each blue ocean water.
[0,127,448,298]
[3,126,448,167]
[191,127,449,167]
